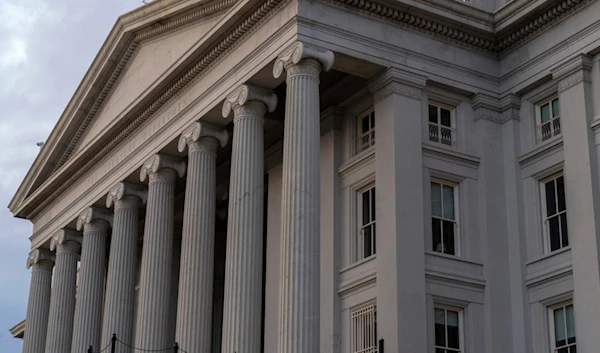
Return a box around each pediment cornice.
[10,0,288,219]
[323,0,597,55]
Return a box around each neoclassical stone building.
[10,0,600,352]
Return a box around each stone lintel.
[273,41,335,78]
[368,67,427,103]
[140,154,186,182]
[26,248,55,269]
[552,54,593,92]
[106,181,148,208]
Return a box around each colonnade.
[22,42,334,353]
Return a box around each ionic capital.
[26,248,55,270]
[178,121,229,152]
[222,84,277,118]
[106,182,147,209]
[50,229,82,253]
[76,207,112,233]
[140,154,186,183]
[273,42,334,78]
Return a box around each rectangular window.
[431,179,458,256]
[541,173,569,253]
[356,186,376,261]
[435,306,462,353]
[550,303,576,353]
[351,304,377,353]
[428,102,455,146]
[537,97,561,142]
[357,109,375,153]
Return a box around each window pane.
[558,348,568,353]
[561,213,569,248]
[546,180,557,216]
[447,310,459,349]
[362,191,370,226]
[440,109,451,127]
[443,185,455,220]
[371,188,376,221]
[371,112,375,128]
[443,220,455,255]
[569,346,577,353]
[372,223,376,255]
[432,183,442,217]
[557,176,566,212]
[432,219,442,253]
[363,226,372,258]
[566,305,576,343]
[541,103,550,123]
[429,105,438,123]
[552,99,560,118]
[362,115,369,134]
[434,309,446,346]
[436,349,446,353]
[549,217,561,251]
[555,307,566,347]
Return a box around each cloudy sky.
[0,1,142,351]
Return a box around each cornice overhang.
[322,0,598,55]
[10,0,288,219]
[9,0,238,216]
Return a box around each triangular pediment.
[9,0,242,217]
[74,13,225,155]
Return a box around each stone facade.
[9,0,600,352]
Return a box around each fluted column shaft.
[72,216,110,353]
[102,184,144,352]
[46,232,81,353]
[176,123,226,353]
[221,101,266,353]
[276,48,331,353]
[23,250,54,353]
[136,155,184,351]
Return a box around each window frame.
[351,302,378,353]
[548,301,576,353]
[356,107,375,154]
[535,95,561,143]
[540,172,569,254]
[428,101,456,147]
[355,184,376,263]
[434,304,464,353]
[430,178,460,257]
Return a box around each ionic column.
[175,122,228,353]
[71,207,112,353]
[46,230,82,353]
[135,154,186,351]
[272,42,334,353]
[101,182,146,352]
[220,84,277,353]
[23,249,54,353]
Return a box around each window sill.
[424,251,485,290]
[518,135,563,167]
[525,247,572,289]
[339,145,375,177]
[338,255,377,296]
[422,142,480,168]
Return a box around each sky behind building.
[0,1,141,351]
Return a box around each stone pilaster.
[135,154,185,351]
[71,207,112,353]
[101,182,146,352]
[175,122,228,353]
[369,67,427,353]
[46,229,82,353]
[219,84,276,353]
[273,42,334,353]
[552,54,600,352]
[23,249,54,353]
